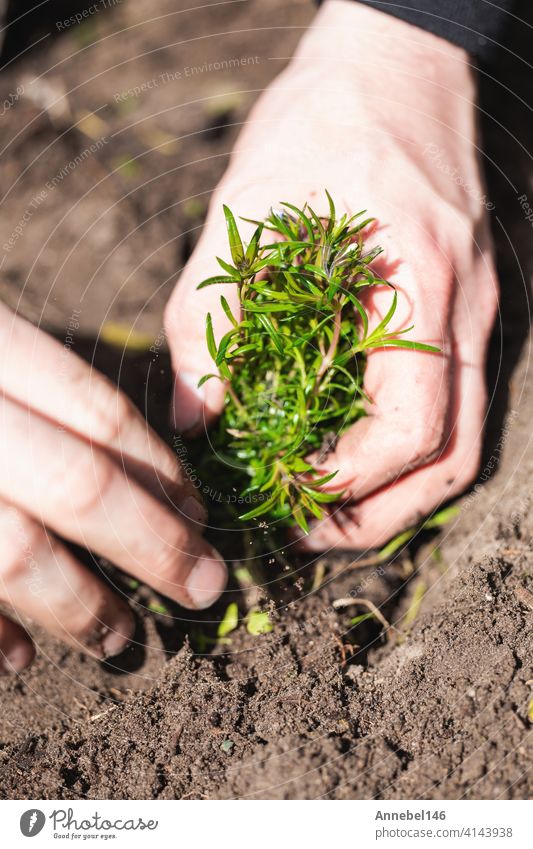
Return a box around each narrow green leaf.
[300,487,341,504]
[205,313,217,360]
[256,313,284,355]
[239,485,282,520]
[377,528,417,561]
[281,201,314,240]
[366,290,398,341]
[243,300,295,314]
[305,470,339,488]
[423,504,460,529]
[292,503,309,534]
[215,328,238,365]
[223,204,244,266]
[325,189,336,227]
[368,339,440,352]
[350,612,375,627]
[218,602,239,638]
[301,494,324,521]
[229,342,257,358]
[291,458,313,473]
[197,373,218,388]
[217,256,239,276]
[197,275,240,290]
[218,360,232,381]
[220,295,238,328]
[244,223,264,265]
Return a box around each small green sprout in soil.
[402,581,427,630]
[198,193,438,536]
[350,611,376,628]
[246,608,273,635]
[349,504,460,569]
[217,602,239,638]
[147,600,170,616]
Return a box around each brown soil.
[0,0,532,799]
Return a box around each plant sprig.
[198,192,438,534]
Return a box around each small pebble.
[220,739,234,754]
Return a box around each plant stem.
[314,301,342,389]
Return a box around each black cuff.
[316,1,516,61]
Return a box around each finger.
[316,250,497,550]
[297,359,485,552]
[0,612,35,674]
[165,200,256,435]
[308,251,453,502]
[0,303,204,520]
[0,502,134,659]
[0,397,227,610]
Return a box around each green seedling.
[403,581,427,629]
[199,192,438,534]
[217,602,239,638]
[370,504,460,562]
[147,600,170,616]
[343,503,460,570]
[350,612,376,628]
[246,609,273,635]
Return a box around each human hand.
[0,302,227,673]
[164,0,498,551]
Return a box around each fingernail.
[171,372,205,433]
[181,495,208,527]
[185,549,228,609]
[101,608,135,658]
[0,641,35,673]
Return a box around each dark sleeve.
[316,1,517,60]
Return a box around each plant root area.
[0,0,531,799]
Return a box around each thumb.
[164,204,243,435]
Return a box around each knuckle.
[63,367,138,448]
[61,597,113,645]
[89,382,135,447]
[149,526,192,589]
[408,420,446,467]
[422,428,445,460]
[56,600,98,640]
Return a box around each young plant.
[198,192,437,535]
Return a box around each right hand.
[0,302,227,674]
[164,0,497,551]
